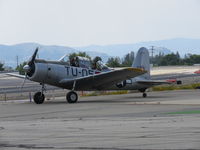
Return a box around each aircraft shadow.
[31,95,172,105]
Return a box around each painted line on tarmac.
[167,110,200,114]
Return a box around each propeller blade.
[28,47,39,66]
[20,48,38,90]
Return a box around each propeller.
[21,47,39,90]
[28,47,38,66]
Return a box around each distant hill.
[1,38,200,68]
[0,43,110,68]
[75,38,200,57]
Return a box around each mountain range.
[0,43,110,67]
[75,38,200,57]
[1,38,200,68]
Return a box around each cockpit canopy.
[59,54,109,71]
[59,54,70,64]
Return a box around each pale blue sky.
[0,0,200,46]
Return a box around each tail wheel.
[66,91,78,103]
[33,92,45,104]
[143,93,147,98]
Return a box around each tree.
[0,62,4,71]
[153,52,165,66]
[106,57,121,67]
[69,52,91,60]
[121,51,134,67]
[16,62,26,75]
[176,51,180,59]
[183,54,200,65]
[158,53,181,66]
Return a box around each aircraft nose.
[23,65,31,72]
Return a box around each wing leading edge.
[6,73,26,79]
[60,67,146,90]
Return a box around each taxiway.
[0,90,200,149]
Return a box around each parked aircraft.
[7,47,179,104]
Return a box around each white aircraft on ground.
[7,47,182,104]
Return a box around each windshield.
[59,55,70,63]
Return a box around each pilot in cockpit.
[70,57,79,67]
[92,56,102,70]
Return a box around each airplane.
[7,47,182,104]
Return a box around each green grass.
[167,110,200,114]
[152,83,200,91]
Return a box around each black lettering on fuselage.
[71,67,78,76]
[88,70,94,75]
[65,66,70,75]
[65,66,98,77]
[82,69,88,76]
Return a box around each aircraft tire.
[143,93,147,98]
[33,92,45,104]
[67,91,78,103]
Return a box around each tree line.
[106,51,200,67]
[151,52,200,66]
[1,51,200,72]
[106,51,135,67]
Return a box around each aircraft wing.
[6,73,26,79]
[60,67,146,90]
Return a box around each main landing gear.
[33,83,46,104]
[33,92,45,104]
[66,91,78,103]
[33,82,79,104]
[66,80,78,103]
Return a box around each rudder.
[132,47,150,79]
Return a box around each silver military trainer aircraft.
[8,47,179,104]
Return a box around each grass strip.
[167,110,200,114]
[82,90,129,97]
[152,83,200,91]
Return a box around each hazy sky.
[0,0,200,46]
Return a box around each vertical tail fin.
[132,47,150,79]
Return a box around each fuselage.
[27,60,151,91]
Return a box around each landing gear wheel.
[33,92,45,104]
[143,93,147,98]
[66,91,78,103]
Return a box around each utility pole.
[16,55,19,67]
[150,46,155,58]
[150,46,155,66]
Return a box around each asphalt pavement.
[0,90,200,149]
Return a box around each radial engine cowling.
[27,62,48,83]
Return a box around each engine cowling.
[28,63,48,83]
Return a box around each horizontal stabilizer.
[136,80,172,86]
